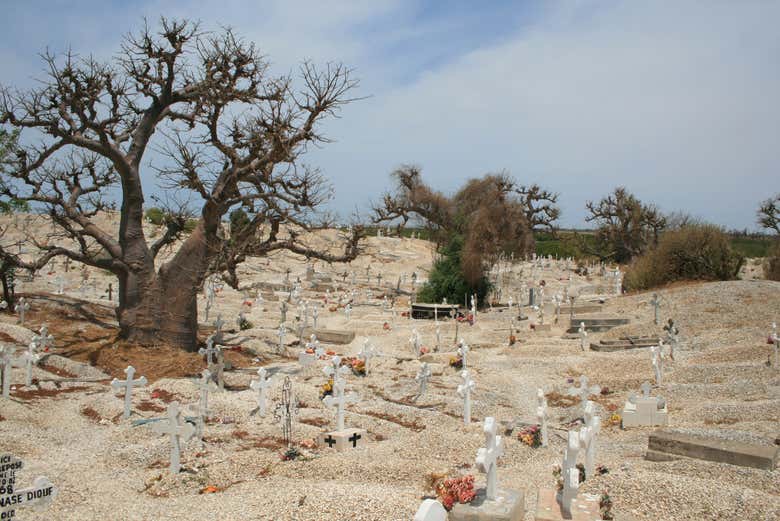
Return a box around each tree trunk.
[116,220,219,351]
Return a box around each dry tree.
[0,19,364,349]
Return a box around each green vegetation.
[417,235,491,306]
[728,235,774,258]
[623,224,744,291]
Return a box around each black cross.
[348,432,361,447]
[324,435,336,448]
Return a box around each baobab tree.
[0,19,363,350]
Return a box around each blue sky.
[2,1,779,230]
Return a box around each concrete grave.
[622,382,669,428]
[646,430,778,470]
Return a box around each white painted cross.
[15,297,30,325]
[111,365,148,420]
[18,343,40,386]
[536,388,549,447]
[640,381,653,399]
[651,343,664,385]
[277,324,286,354]
[0,346,14,399]
[456,369,475,425]
[435,323,441,351]
[415,362,432,396]
[250,367,272,417]
[358,339,376,375]
[193,369,211,437]
[344,303,352,322]
[560,430,581,519]
[771,322,778,369]
[32,325,54,353]
[579,401,601,478]
[322,377,358,431]
[312,305,319,330]
[151,401,196,474]
[199,335,219,365]
[410,329,421,358]
[476,416,504,501]
[323,356,350,388]
[566,375,600,415]
[457,339,470,369]
[578,322,588,351]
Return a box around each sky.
[1,0,779,230]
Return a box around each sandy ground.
[1,215,779,521]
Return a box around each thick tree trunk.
[116,219,219,351]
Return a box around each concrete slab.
[450,487,524,521]
[534,488,601,521]
[647,430,779,470]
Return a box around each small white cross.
[358,339,377,375]
[457,339,470,369]
[476,417,504,501]
[640,381,653,398]
[278,324,286,354]
[199,336,219,365]
[415,362,432,396]
[15,297,30,325]
[536,388,548,447]
[250,367,272,417]
[111,365,148,420]
[32,325,54,352]
[193,369,211,436]
[410,329,421,358]
[151,401,196,474]
[566,375,600,414]
[322,378,358,431]
[456,369,475,425]
[578,322,588,351]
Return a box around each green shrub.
[624,224,744,291]
[144,207,165,225]
[416,235,491,306]
[183,218,199,233]
[763,241,780,281]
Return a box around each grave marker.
[0,454,57,519]
[536,389,549,447]
[578,321,588,351]
[457,339,470,369]
[415,362,431,397]
[111,365,148,420]
[457,369,475,425]
[566,375,600,416]
[476,417,504,500]
[250,367,272,417]
[273,376,299,449]
[14,297,29,326]
[150,401,196,474]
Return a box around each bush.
[763,241,780,281]
[416,235,491,307]
[623,224,744,291]
[144,207,165,225]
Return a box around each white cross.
[193,369,211,437]
[435,324,441,350]
[476,417,504,501]
[18,343,40,387]
[358,339,377,375]
[322,378,358,431]
[579,401,601,478]
[250,367,272,417]
[345,303,352,321]
[199,336,219,365]
[312,306,319,330]
[32,325,54,352]
[578,322,588,351]
[15,297,30,325]
[111,365,148,420]
[151,401,196,474]
[640,381,653,399]
[561,430,581,518]
[213,314,225,342]
[278,324,286,354]
[457,339,470,369]
[410,329,421,358]
[536,388,548,447]
[55,275,65,295]
[566,375,600,415]
[415,362,432,396]
[323,356,350,387]
[770,322,778,369]
[0,346,14,399]
[456,369,475,425]
[651,343,664,385]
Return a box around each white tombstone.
[322,377,358,431]
[457,339,470,369]
[578,321,588,351]
[413,499,447,521]
[415,362,432,396]
[0,455,57,520]
[566,375,600,416]
[622,381,669,427]
[151,401,196,474]
[536,388,549,447]
[250,367,272,418]
[457,369,475,425]
[476,417,505,501]
[111,365,148,420]
[15,297,30,325]
[410,329,421,358]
